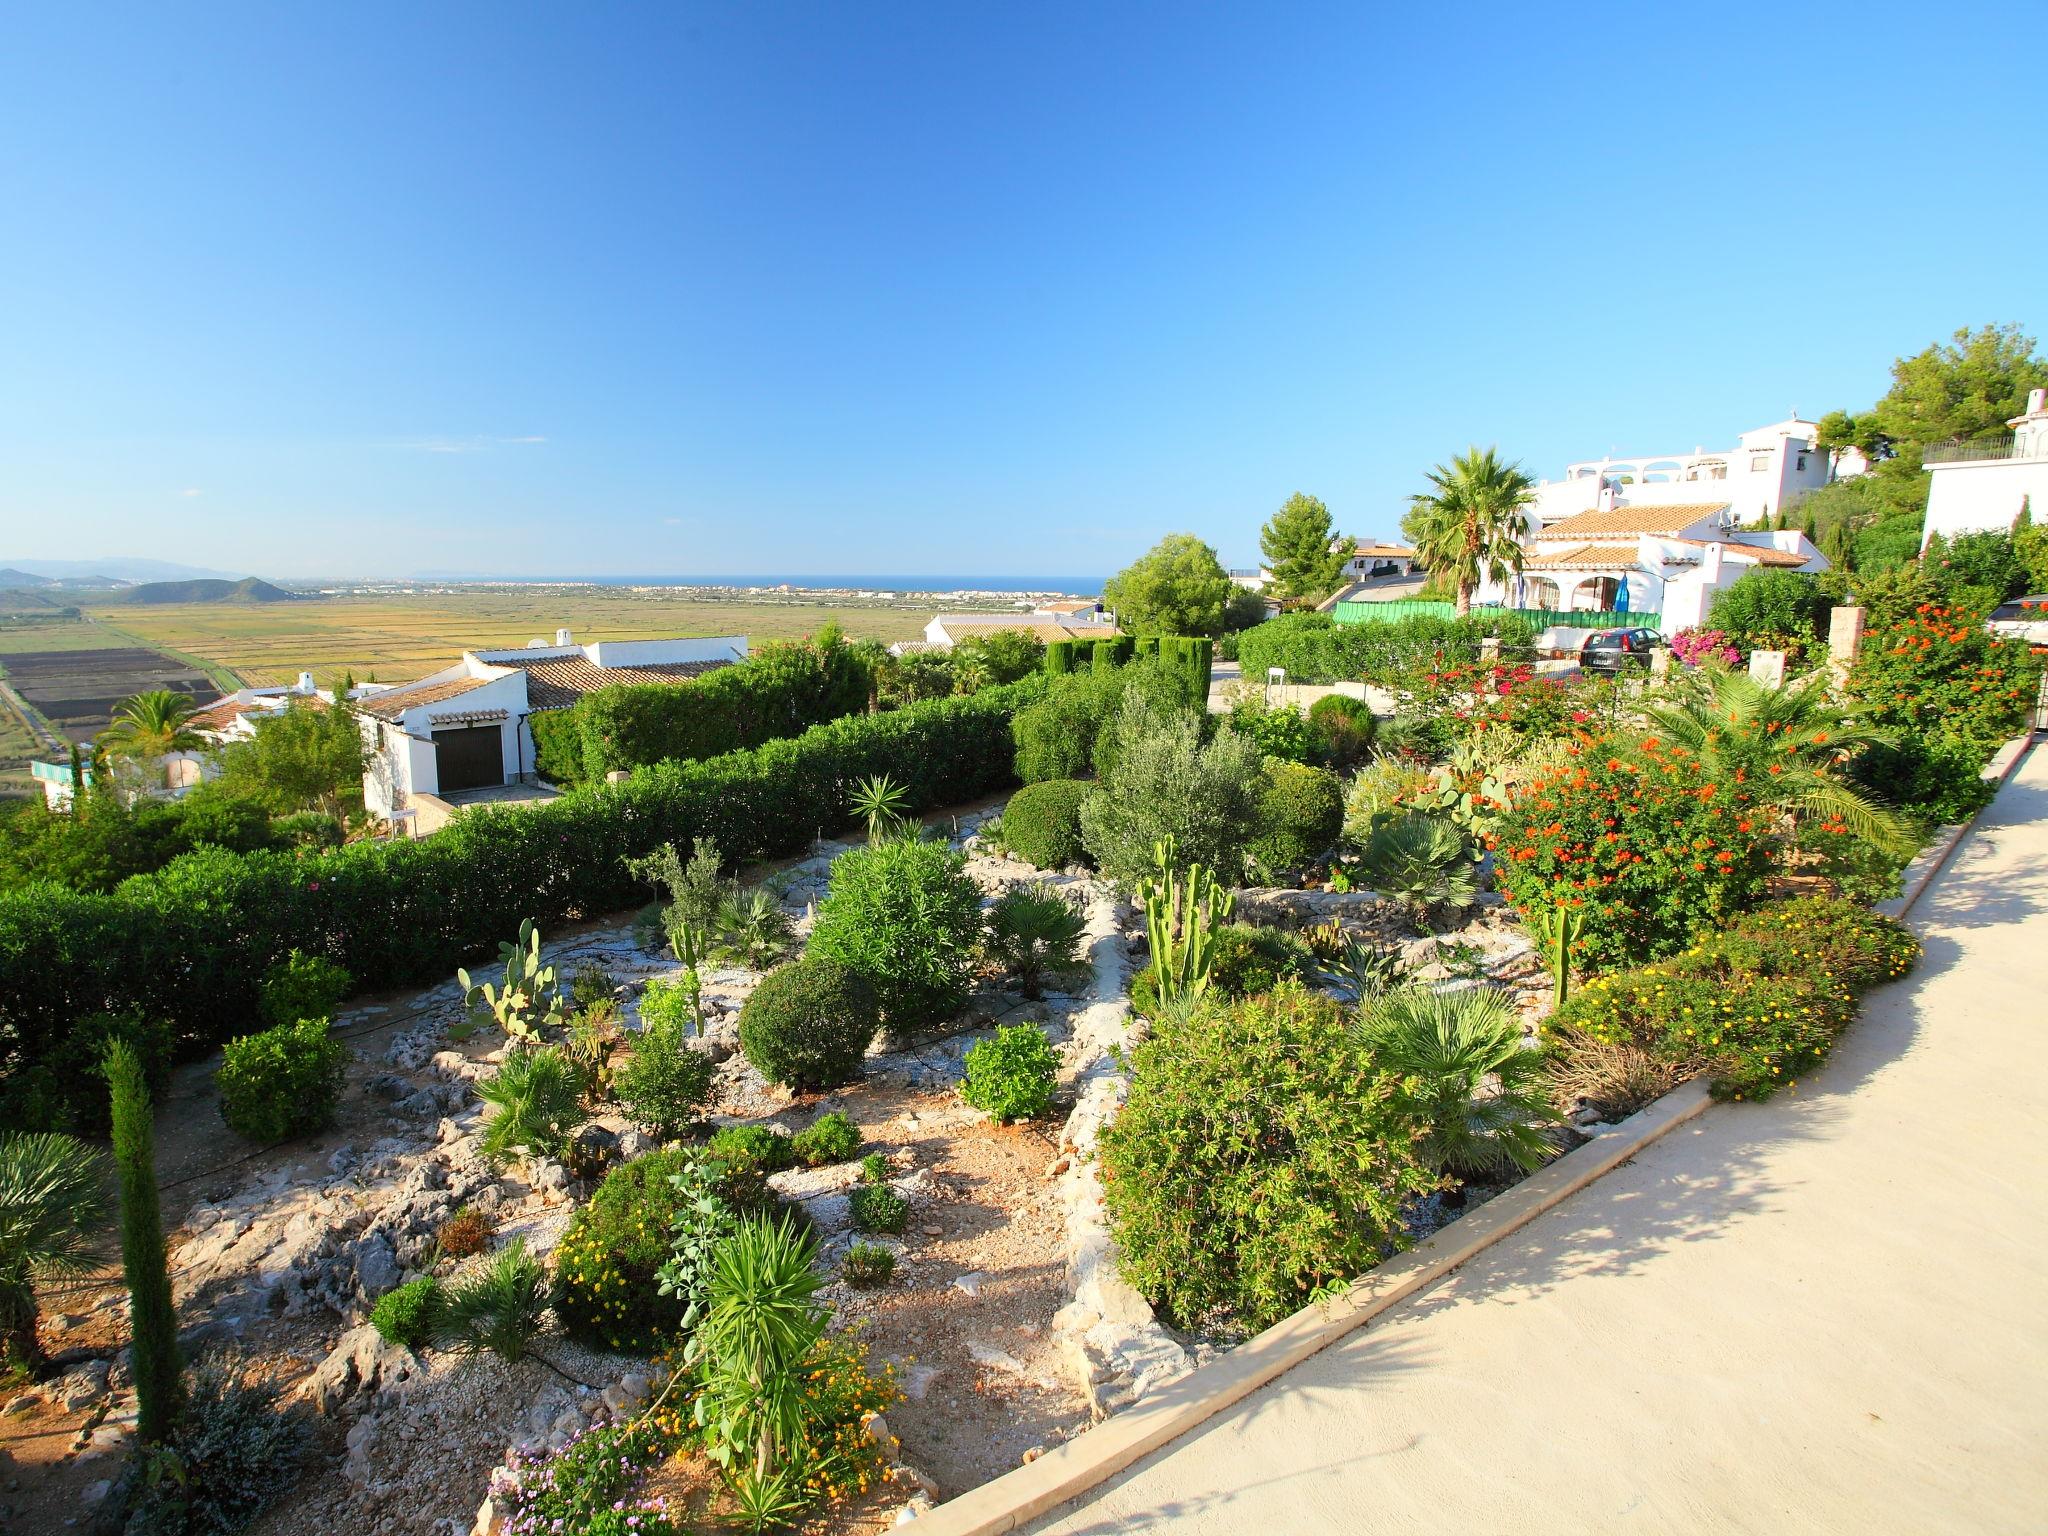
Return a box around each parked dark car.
[1578,626,1661,674]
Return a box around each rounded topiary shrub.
[369,1277,443,1349]
[1249,760,1344,874]
[962,1024,1059,1123]
[217,1018,347,1144]
[1100,982,1432,1332]
[257,949,351,1029]
[739,958,882,1090]
[805,839,984,1036]
[554,1148,701,1353]
[1001,780,1093,870]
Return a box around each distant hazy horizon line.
[316,572,1110,595]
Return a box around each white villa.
[1920,387,2048,548]
[186,672,332,745]
[356,629,745,828]
[1526,415,1851,532]
[1474,502,1826,630]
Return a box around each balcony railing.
[1921,435,2024,465]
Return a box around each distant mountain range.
[102,577,299,605]
[1,557,247,584]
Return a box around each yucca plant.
[476,1047,584,1166]
[434,1238,551,1362]
[985,882,1089,999]
[849,773,913,844]
[1353,986,1556,1179]
[1356,814,1479,928]
[0,1132,109,1373]
[688,1215,829,1528]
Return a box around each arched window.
[1522,576,1561,609]
[1574,576,1620,612]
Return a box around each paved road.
[1031,747,2048,1535]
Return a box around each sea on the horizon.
[574,574,1105,596]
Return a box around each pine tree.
[106,1040,182,1441]
[1258,493,1353,605]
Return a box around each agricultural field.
[0,646,221,746]
[87,588,935,686]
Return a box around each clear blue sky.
[1,1,2039,580]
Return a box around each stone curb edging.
[905,1078,1715,1536]
[1877,731,2035,922]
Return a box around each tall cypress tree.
[106,1040,182,1442]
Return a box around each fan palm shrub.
[1353,986,1555,1179]
[1404,447,1535,616]
[434,1238,552,1362]
[1356,814,1478,927]
[1641,665,1915,856]
[477,1047,584,1165]
[985,882,1088,998]
[718,887,795,969]
[0,1131,108,1372]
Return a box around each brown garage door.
[432,726,503,795]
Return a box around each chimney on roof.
[2027,388,2047,416]
[556,627,573,646]
[296,671,315,693]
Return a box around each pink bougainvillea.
[1670,627,1740,668]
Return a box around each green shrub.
[1134,919,1316,1017]
[119,1352,307,1536]
[1100,982,1432,1331]
[0,1011,173,1139]
[1356,813,1479,927]
[849,1183,909,1234]
[1705,568,1829,660]
[1010,660,1201,784]
[1249,760,1344,874]
[1235,611,1536,687]
[256,949,350,1028]
[1848,732,1996,825]
[986,882,1088,998]
[216,1018,347,1145]
[962,1025,1059,1123]
[1306,693,1375,771]
[497,1418,683,1536]
[858,1152,888,1184]
[738,958,882,1091]
[477,1047,584,1165]
[806,839,985,1035]
[1712,897,1921,996]
[1353,987,1555,1178]
[1001,780,1092,869]
[0,677,1040,1134]
[369,1277,444,1349]
[790,1110,861,1168]
[570,962,617,1010]
[706,1123,797,1174]
[1226,697,1321,764]
[1077,694,1265,890]
[108,1039,181,1443]
[555,1149,703,1352]
[614,1015,715,1139]
[842,1241,896,1288]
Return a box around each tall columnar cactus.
[1526,897,1588,1007]
[1137,837,1237,1009]
[664,912,709,1036]
[106,1040,182,1443]
[457,918,564,1041]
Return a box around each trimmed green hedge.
[0,678,1043,1132]
[1235,612,1535,687]
[534,639,873,784]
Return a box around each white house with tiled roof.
[1527,415,1846,531]
[1920,387,2048,549]
[1474,502,1826,630]
[357,628,745,825]
[187,672,331,744]
[920,604,1120,648]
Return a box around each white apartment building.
[357,629,745,824]
[1526,415,1849,532]
[1920,387,2048,548]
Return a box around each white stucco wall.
[1921,459,2048,547]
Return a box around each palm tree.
[1640,666,1915,857]
[1352,986,1555,1179]
[1406,447,1535,616]
[100,689,204,759]
[0,1131,110,1371]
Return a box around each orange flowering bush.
[1490,733,1774,970]
[1848,600,2040,755]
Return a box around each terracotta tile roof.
[429,707,510,725]
[1540,503,1728,540]
[355,675,495,721]
[1725,543,1814,568]
[501,655,732,711]
[1523,543,1645,570]
[1347,542,1415,558]
[187,698,254,732]
[1037,600,1101,615]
